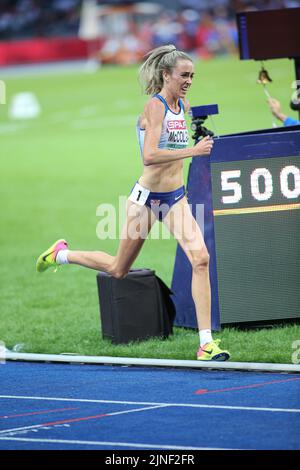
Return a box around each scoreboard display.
[212,155,300,324]
[172,126,300,328]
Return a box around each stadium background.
[0,0,299,363]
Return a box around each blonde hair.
[139,44,193,95]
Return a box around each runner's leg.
[68,201,156,278]
[163,197,211,330]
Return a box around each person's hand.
[193,135,214,156]
[267,97,286,122]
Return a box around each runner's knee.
[109,262,129,280]
[112,270,129,280]
[191,248,210,272]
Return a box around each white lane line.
[106,404,170,417]
[5,351,300,371]
[70,114,136,129]
[0,395,299,413]
[0,404,170,436]
[0,436,234,450]
[0,123,28,134]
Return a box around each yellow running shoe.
[36,239,68,273]
[197,339,230,361]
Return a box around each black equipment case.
[96,269,175,344]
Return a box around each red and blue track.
[0,360,299,450]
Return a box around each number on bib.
[129,183,150,206]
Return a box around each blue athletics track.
[0,359,300,453]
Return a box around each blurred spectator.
[152,12,182,48]
[95,33,145,65]
[195,12,221,59]
[0,0,80,40]
[0,0,297,64]
[178,9,199,52]
[268,97,300,126]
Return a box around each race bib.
[128,182,150,206]
[166,119,189,149]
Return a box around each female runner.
[37,44,230,361]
